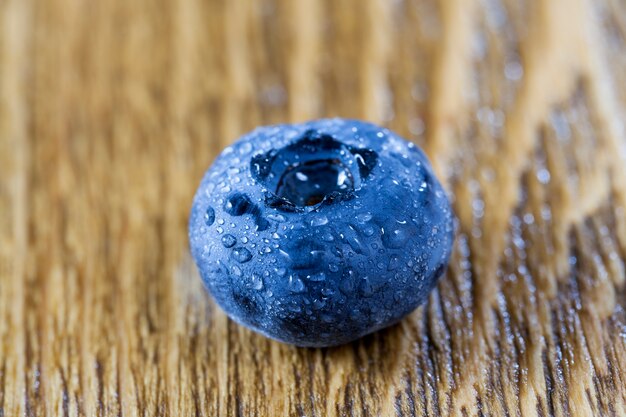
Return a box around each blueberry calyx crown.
[250,130,378,212]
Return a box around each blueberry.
[189,119,454,347]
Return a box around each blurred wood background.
[1,0,626,415]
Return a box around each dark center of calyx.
[275,158,355,207]
[250,131,378,209]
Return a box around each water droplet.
[550,112,571,141]
[413,262,425,274]
[504,60,523,81]
[221,234,237,248]
[311,298,326,310]
[288,275,306,293]
[267,214,286,222]
[239,142,252,155]
[216,226,224,234]
[381,225,411,249]
[472,199,485,218]
[241,236,249,244]
[361,224,375,236]
[329,264,339,273]
[217,218,225,225]
[359,276,375,297]
[250,273,264,290]
[306,272,326,282]
[343,225,365,254]
[205,207,215,226]
[231,247,252,263]
[339,274,355,295]
[536,168,551,184]
[207,261,220,273]
[321,314,334,323]
[321,230,334,242]
[310,214,329,227]
[276,267,287,276]
[321,288,335,297]
[287,303,302,313]
[356,213,373,223]
[231,265,242,277]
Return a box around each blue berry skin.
[189,119,454,347]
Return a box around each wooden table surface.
[1,0,626,415]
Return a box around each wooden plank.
[0,0,625,415]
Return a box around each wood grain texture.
[1,0,626,415]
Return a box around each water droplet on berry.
[288,275,306,293]
[267,213,286,222]
[231,247,252,263]
[321,288,335,297]
[310,214,329,227]
[321,229,334,242]
[306,272,326,282]
[205,207,215,226]
[387,255,400,271]
[381,225,411,249]
[250,273,264,290]
[287,303,302,313]
[321,314,334,323]
[356,213,373,223]
[359,276,375,297]
[343,225,365,254]
[221,234,236,248]
[361,224,375,236]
